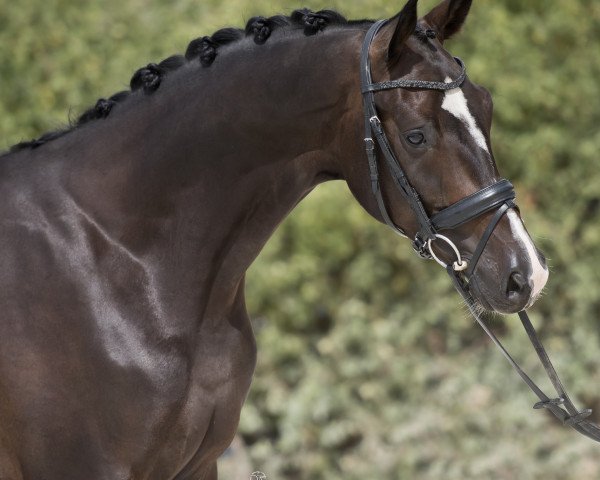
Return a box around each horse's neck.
[51,28,363,325]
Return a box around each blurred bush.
[2,0,600,478]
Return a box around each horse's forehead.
[440,80,490,154]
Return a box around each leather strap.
[369,116,437,240]
[361,20,407,238]
[464,201,513,278]
[362,21,436,242]
[448,267,600,442]
[518,311,600,439]
[431,179,515,231]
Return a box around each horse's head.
[343,0,548,314]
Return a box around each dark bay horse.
[0,0,548,478]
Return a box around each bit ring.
[427,234,468,272]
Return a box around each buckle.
[369,116,382,132]
[413,234,432,259]
[533,397,565,410]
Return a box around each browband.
[362,57,467,93]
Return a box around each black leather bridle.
[361,19,600,442]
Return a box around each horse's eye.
[406,132,425,146]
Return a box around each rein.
[361,19,600,442]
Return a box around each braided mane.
[9,8,370,153]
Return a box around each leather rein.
[361,20,600,442]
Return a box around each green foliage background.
[2,0,600,478]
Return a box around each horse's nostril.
[507,272,530,297]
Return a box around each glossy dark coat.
[0,0,546,478]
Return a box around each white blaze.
[440,78,547,300]
[441,78,489,154]
[506,210,549,299]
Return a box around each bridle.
[361,19,600,442]
[361,21,514,271]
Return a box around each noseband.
[361,20,600,442]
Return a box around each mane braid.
[245,15,290,44]
[290,9,347,35]
[6,7,359,154]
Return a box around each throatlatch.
[361,19,600,442]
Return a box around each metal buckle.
[369,116,382,132]
[412,234,432,259]
[533,397,565,410]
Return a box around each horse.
[0,0,549,478]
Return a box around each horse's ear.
[423,0,472,43]
[387,0,419,65]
